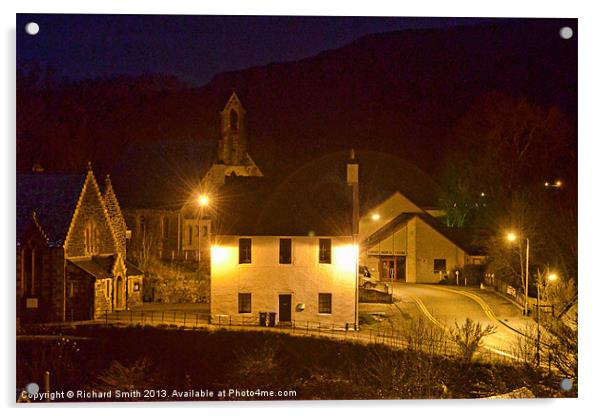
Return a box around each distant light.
[371,213,381,221]
[198,195,209,206]
[559,26,573,40]
[25,22,39,35]
[555,180,562,187]
[480,192,485,197]
[544,182,549,187]
[506,232,517,242]
[547,273,559,282]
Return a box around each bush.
[448,318,496,362]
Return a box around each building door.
[380,258,396,281]
[396,256,406,282]
[278,294,292,323]
[115,276,125,310]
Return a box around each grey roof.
[213,150,442,237]
[16,173,86,247]
[68,255,116,279]
[362,212,487,256]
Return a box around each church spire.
[218,91,247,165]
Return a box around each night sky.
[17,14,494,85]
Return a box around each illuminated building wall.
[211,236,357,326]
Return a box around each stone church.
[113,92,263,301]
[16,165,143,323]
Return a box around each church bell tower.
[218,92,247,165]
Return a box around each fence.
[97,309,522,364]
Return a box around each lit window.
[238,293,251,313]
[319,239,331,264]
[318,293,332,314]
[133,282,140,292]
[279,238,292,264]
[239,238,252,264]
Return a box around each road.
[387,283,536,359]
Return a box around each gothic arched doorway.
[115,276,125,310]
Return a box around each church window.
[84,223,98,255]
[162,216,169,239]
[230,109,238,131]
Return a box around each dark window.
[202,225,208,237]
[239,238,252,264]
[318,293,332,314]
[162,216,169,239]
[434,259,447,273]
[188,225,193,245]
[279,238,292,264]
[319,239,332,264]
[238,293,251,313]
[230,109,239,131]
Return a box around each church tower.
[218,92,247,165]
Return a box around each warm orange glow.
[198,195,209,206]
[547,273,558,282]
[333,244,359,274]
[555,180,562,187]
[211,245,233,266]
[371,213,381,221]
[506,232,517,242]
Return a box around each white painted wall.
[360,216,469,284]
[211,235,356,327]
[414,217,467,283]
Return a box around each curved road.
[390,283,529,359]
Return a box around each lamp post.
[536,270,558,367]
[507,232,530,315]
[197,195,209,270]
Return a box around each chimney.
[347,149,359,236]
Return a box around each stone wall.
[65,173,117,258]
[143,261,209,304]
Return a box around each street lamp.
[197,194,209,269]
[506,231,530,315]
[536,270,559,366]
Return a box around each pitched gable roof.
[17,173,86,247]
[362,211,487,256]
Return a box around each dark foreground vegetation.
[17,325,574,401]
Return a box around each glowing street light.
[544,180,563,189]
[506,231,529,315]
[547,272,558,282]
[371,213,381,221]
[198,194,209,206]
[197,194,210,269]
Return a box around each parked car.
[359,265,378,288]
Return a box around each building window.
[202,225,208,237]
[434,259,447,273]
[319,239,331,264]
[84,223,98,255]
[188,225,193,246]
[133,282,140,292]
[238,293,251,313]
[279,238,292,264]
[230,109,239,131]
[162,216,169,239]
[106,280,110,296]
[239,238,252,264]
[318,293,332,314]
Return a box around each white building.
[210,149,360,327]
[210,235,357,327]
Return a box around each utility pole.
[347,149,359,331]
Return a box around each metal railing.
[96,309,524,364]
